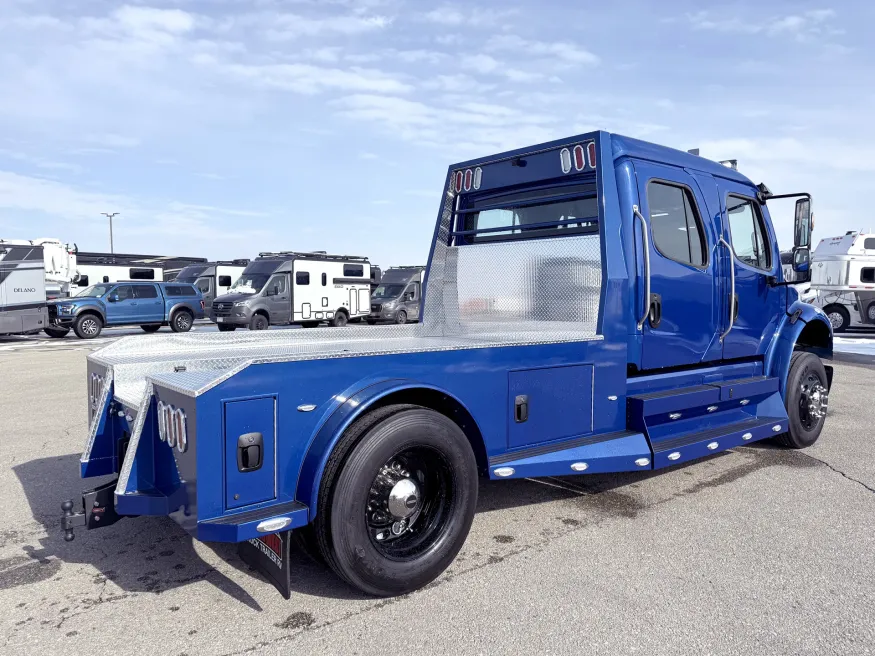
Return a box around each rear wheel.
[43,327,69,338]
[313,405,478,597]
[776,351,829,449]
[366,319,377,326]
[249,314,269,331]
[170,310,193,333]
[141,325,161,333]
[73,314,102,339]
[332,311,348,328]
[217,324,237,332]
[823,304,849,333]
[867,303,875,323]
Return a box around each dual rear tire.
[301,406,478,597]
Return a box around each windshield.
[230,274,270,294]
[174,264,209,282]
[372,284,405,299]
[75,284,112,298]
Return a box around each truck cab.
[367,266,424,324]
[64,131,832,600]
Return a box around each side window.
[296,272,310,285]
[322,272,327,286]
[864,238,875,250]
[343,264,364,277]
[195,278,211,294]
[134,285,158,299]
[727,196,771,270]
[647,181,707,267]
[862,268,875,283]
[114,285,134,300]
[129,268,155,280]
[78,275,90,287]
[164,286,180,297]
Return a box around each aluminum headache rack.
[89,180,604,410]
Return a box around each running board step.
[198,500,309,542]
[488,431,653,480]
[651,416,786,469]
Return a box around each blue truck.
[61,131,831,599]
[46,281,205,339]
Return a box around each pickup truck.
[46,281,204,339]
[61,131,832,600]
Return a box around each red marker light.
[454,171,464,193]
[573,144,585,171]
[464,169,473,191]
[587,142,597,169]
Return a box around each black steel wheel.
[44,327,70,338]
[823,304,849,333]
[249,314,269,330]
[313,405,478,597]
[170,310,193,333]
[73,313,102,339]
[776,351,829,449]
[141,325,161,333]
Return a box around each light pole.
[101,212,119,253]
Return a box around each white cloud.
[687,8,840,41]
[486,34,600,66]
[113,6,196,34]
[264,12,391,40]
[421,5,513,27]
[222,62,412,95]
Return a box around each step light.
[707,442,719,450]
[742,433,753,440]
[570,462,589,472]
[635,458,650,467]
[493,467,515,477]
[668,452,681,461]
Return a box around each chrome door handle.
[719,237,736,341]
[633,204,651,330]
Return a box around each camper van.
[809,232,875,332]
[0,241,49,335]
[367,266,424,324]
[211,252,371,330]
[174,260,249,311]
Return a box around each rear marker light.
[560,148,572,174]
[464,169,473,191]
[454,171,464,193]
[473,167,482,189]
[587,142,597,169]
[573,144,585,171]
[257,517,292,533]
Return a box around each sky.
[0,0,871,267]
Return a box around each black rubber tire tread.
[170,310,194,333]
[366,319,377,325]
[249,314,269,330]
[776,351,827,449]
[141,325,161,333]
[332,311,348,327]
[321,406,478,596]
[395,310,407,325]
[217,324,236,332]
[73,313,102,339]
[311,404,419,585]
[823,304,849,333]
[43,327,69,338]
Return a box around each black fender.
[765,301,833,398]
[167,302,196,321]
[72,303,106,324]
[294,377,482,519]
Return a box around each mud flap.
[237,530,292,599]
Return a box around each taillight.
[573,144,585,171]
[454,171,464,193]
[559,141,596,175]
[587,142,597,169]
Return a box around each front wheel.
[314,405,478,597]
[73,314,102,339]
[170,311,193,333]
[44,327,70,338]
[823,304,850,333]
[249,314,269,331]
[776,351,829,449]
[395,310,408,325]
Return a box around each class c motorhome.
[367,266,425,324]
[174,260,250,311]
[809,232,875,332]
[0,240,49,335]
[211,252,372,330]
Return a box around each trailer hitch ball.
[61,500,76,542]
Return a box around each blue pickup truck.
[46,282,205,339]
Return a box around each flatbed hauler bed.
[62,131,833,598]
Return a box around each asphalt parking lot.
[2,333,874,655]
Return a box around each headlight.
[383,300,397,310]
[233,301,248,307]
[59,304,75,313]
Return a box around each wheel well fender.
[334,307,349,317]
[765,301,833,399]
[295,379,487,520]
[168,303,193,319]
[252,309,269,319]
[75,307,105,323]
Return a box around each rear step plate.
[652,416,786,469]
[709,376,778,402]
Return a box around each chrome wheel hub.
[827,312,843,329]
[804,382,829,419]
[83,320,98,335]
[387,478,419,519]
[368,460,422,542]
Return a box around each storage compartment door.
[224,397,276,509]
[508,365,593,449]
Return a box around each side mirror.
[794,198,812,249]
[108,294,119,303]
[792,247,811,281]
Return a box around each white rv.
[174,260,249,311]
[0,240,49,335]
[809,232,875,331]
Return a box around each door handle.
[237,432,264,472]
[514,395,529,423]
[719,237,736,341]
[633,205,651,330]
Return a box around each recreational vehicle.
[174,260,250,311]
[367,266,424,324]
[0,241,49,335]
[809,232,875,332]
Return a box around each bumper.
[211,312,250,326]
[368,310,397,321]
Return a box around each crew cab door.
[634,162,722,369]
[716,180,785,359]
[134,284,163,322]
[105,285,135,324]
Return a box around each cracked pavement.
[1,348,873,655]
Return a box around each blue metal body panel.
[76,131,832,553]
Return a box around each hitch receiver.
[61,479,123,542]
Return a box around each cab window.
[114,285,134,300]
[266,275,287,294]
[647,181,706,267]
[134,285,158,299]
[727,196,771,270]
